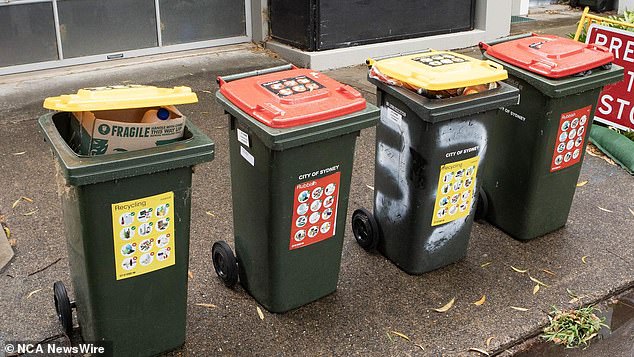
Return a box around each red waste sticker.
[289,172,340,250]
[550,106,592,172]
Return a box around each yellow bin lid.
[368,50,508,91]
[43,85,198,111]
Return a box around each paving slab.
[0,10,632,357]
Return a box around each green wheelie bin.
[39,86,214,356]
[479,34,624,240]
[212,64,379,313]
[351,50,520,274]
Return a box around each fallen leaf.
[433,297,455,313]
[486,336,494,347]
[473,295,486,306]
[569,297,580,304]
[413,343,424,350]
[598,206,613,213]
[582,256,588,264]
[27,288,42,299]
[12,152,26,156]
[23,210,38,216]
[389,331,410,341]
[468,347,490,356]
[542,269,556,276]
[529,276,549,287]
[12,196,34,208]
[205,211,215,217]
[8,238,17,247]
[257,306,264,320]
[188,270,194,279]
[3,226,10,238]
[366,185,374,191]
[480,262,492,268]
[510,266,528,273]
[386,331,394,343]
[533,284,540,295]
[566,288,577,298]
[629,208,634,217]
[194,303,217,308]
[576,181,588,187]
[510,306,529,311]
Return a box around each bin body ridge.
[40,110,214,356]
[215,67,378,312]
[60,168,192,355]
[481,35,624,240]
[228,114,358,312]
[373,90,490,273]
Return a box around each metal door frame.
[0,0,252,75]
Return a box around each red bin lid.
[484,34,613,78]
[218,68,366,128]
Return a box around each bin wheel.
[600,63,612,71]
[351,208,380,251]
[212,241,238,288]
[475,188,489,222]
[53,281,73,335]
[573,70,592,77]
[570,0,579,7]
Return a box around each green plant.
[569,9,634,42]
[541,305,608,348]
[610,126,634,142]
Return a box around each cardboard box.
[69,106,185,155]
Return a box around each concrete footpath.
[0,7,632,356]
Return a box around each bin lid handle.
[485,60,504,72]
[254,103,284,119]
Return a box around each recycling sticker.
[432,156,479,226]
[111,192,176,280]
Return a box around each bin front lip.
[368,76,520,123]
[216,91,379,151]
[38,112,215,187]
[483,52,624,98]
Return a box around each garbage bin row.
[37,33,623,356]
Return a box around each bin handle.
[485,60,504,71]
[479,32,535,50]
[217,64,296,86]
[586,43,609,53]
[366,49,432,68]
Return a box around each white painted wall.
[618,0,634,12]
[511,0,530,15]
[250,0,268,42]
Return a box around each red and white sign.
[550,106,592,172]
[587,24,634,131]
[289,172,340,250]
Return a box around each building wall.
[512,0,530,15]
[266,0,513,70]
[618,0,634,12]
